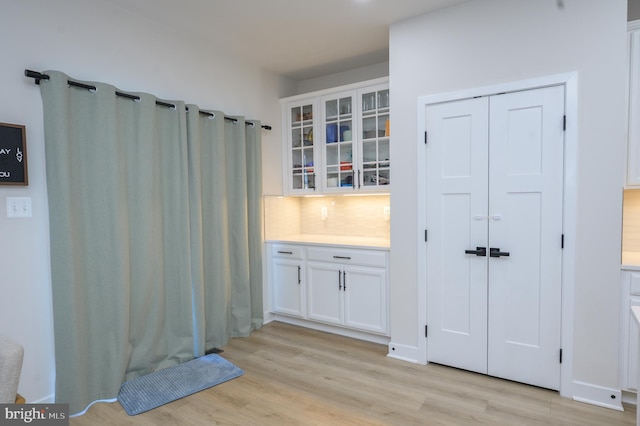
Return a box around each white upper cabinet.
[283,98,319,194]
[281,78,390,195]
[628,22,640,186]
[321,90,357,192]
[358,83,390,191]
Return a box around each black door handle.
[490,247,510,257]
[465,247,487,257]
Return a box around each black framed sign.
[0,122,28,185]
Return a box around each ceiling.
[102,0,469,81]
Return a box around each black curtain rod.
[24,70,272,131]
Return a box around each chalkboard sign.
[0,123,28,185]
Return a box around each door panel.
[426,97,489,374]
[487,86,564,390]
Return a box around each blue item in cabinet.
[326,124,337,143]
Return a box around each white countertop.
[266,234,390,249]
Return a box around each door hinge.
[424,131,428,144]
[424,229,428,242]
[561,234,564,249]
[425,325,428,338]
[563,115,566,131]
[559,348,563,364]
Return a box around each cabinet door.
[307,261,343,325]
[322,91,356,192]
[622,269,640,391]
[272,258,304,317]
[286,99,317,194]
[358,84,390,191]
[343,265,387,334]
[628,297,640,391]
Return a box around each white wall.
[0,0,290,402]
[389,0,626,395]
[295,62,389,95]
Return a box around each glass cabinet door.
[360,87,390,189]
[323,94,354,190]
[289,102,315,191]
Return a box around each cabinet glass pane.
[303,126,314,146]
[291,106,302,124]
[359,87,390,189]
[363,117,376,139]
[326,99,338,119]
[292,149,302,169]
[292,128,302,148]
[302,104,313,121]
[339,97,352,115]
[379,139,390,165]
[363,170,389,186]
[340,120,352,142]
[377,90,389,110]
[326,123,338,143]
[363,140,377,163]
[362,92,376,113]
[302,148,314,169]
[378,114,389,137]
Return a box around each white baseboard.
[272,315,390,345]
[263,311,276,324]
[572,380,624,411]
[387,342,420,364]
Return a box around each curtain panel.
[39,71,263,414]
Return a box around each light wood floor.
[71,321,636,425]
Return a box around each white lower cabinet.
[307,261,344,325]
[268,242,388,336]
[622,269,640,392]
[271,244,305,318]
[307,262,387,334]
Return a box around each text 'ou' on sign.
[0,122,28,185]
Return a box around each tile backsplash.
[623,189,640,253]
[264,195,390,240]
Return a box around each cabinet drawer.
[271,244,304,259]
[307,247,386,268]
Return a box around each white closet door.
[425,97,489,374]
[487,86,564,390]
[425,85,564,390]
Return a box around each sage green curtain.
[186,107,263,353]
[246,121,264,332]
[40,71,263,414]
[41,71,194,414]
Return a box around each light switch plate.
[6,196,32,218]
